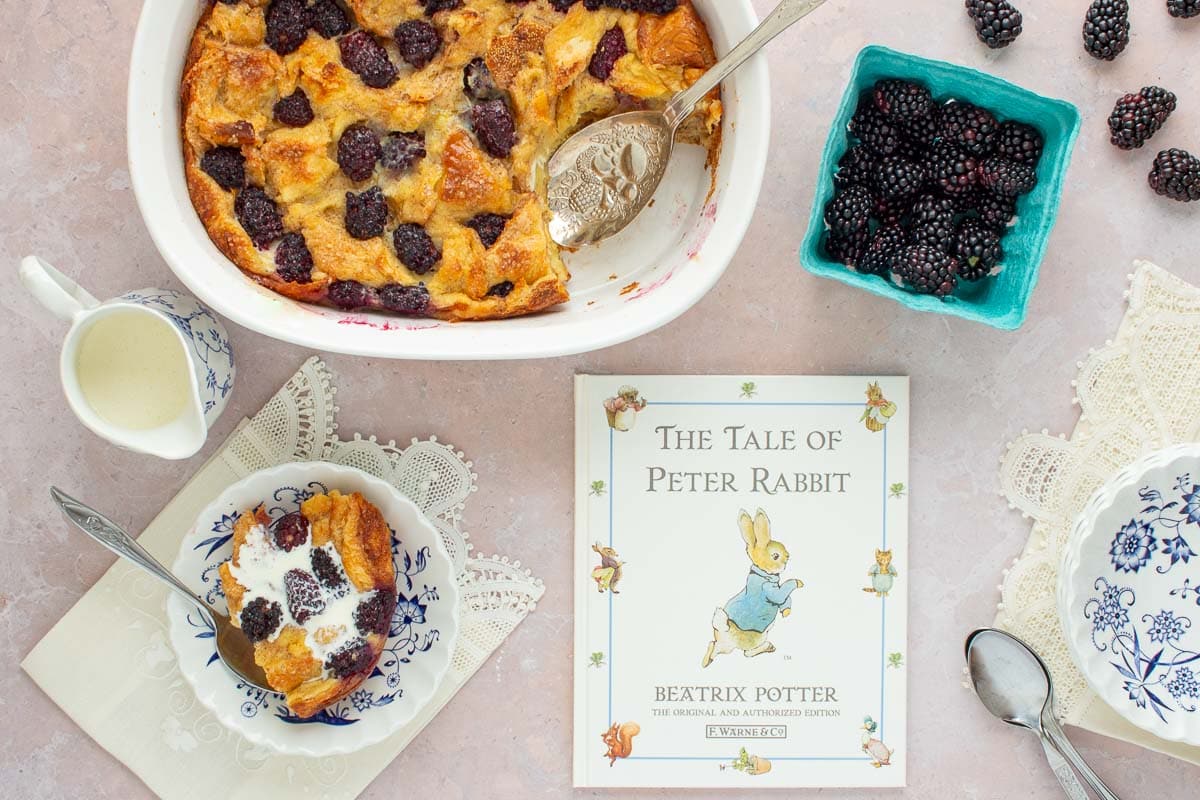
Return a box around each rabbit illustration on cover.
[702,509,803,668]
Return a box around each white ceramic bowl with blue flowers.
[1059,443,1200,746]
[167,462,459,756]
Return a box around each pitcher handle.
[19,255,100,321]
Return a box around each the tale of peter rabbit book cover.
[573,376,908,788]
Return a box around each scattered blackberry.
[310,546,346,590]
[965,0,1024,49]
[326,639,374,678]
[271,511,309,551]
[274,233,313,283]
[995,121,1043,165]
[979,157,1037,196]
[393,223,441,273]
[239,597,282,643]
[235,187,284,248]
[199,146,245,191]
[337,124,381,181]
[858,224,908,277]
[871,79,932,121]
[872,155,926,202]
[1083,0,1131,61]
[308,0,351,38]
[380,283,431,314]
[344,186,387,239]
[825,230,870,267]
[463,58,502,101]
[486,281,515,297]
[953,219,1002,280]
[589,26,627,81]
[423,0,463,14]
[273,89,314,127]
[1148,148,1200,202]
[380,131,426,172]
[466,213,509,248]
[894,245,960,298]
[470,99,517,159]
[938,102,998,156]
[926,142,979,195]
[964,190,1017,230]
[833,145,877,190]
[394,20,441,68]
[848,102,902,156]
[265,0,309,56]
[284,569,325,624]
[354,590,397,636]
[1168,0,1200,17]
[339,30,398,89]
[327,280,374,309]
[824,185,874,239]
[1108,87,1177,150]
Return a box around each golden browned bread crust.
[181,0,721,321]
[218,490,396,719]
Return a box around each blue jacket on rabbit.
[725,565,799,632]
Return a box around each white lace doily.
[995,261,1200,724]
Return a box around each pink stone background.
[2,0,1200,797]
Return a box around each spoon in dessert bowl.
[966,628,1120,800]
[50,487,272,692]
[547,0,830,248]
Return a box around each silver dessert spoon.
[50,486,273,692]
[966,628,1120,800]
[547,0,829,247]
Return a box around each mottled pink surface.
[3,0,1200,797]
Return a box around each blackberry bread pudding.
[182,0,723,321]
[219,490,397,718]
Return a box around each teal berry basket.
[799,45,1082,330]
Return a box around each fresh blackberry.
[239,597,282,643]
[380,283,431,314]
[894,245,960,298]
[1148,148,1200,202]
[273,89,314,127]
[925,142,979,196]
[995,121,1043,165]
[344,186,388,239]
[873,195,908,225]
[394,20,441,69]
[337,124,381,181]
[235,187,284,248]
[938,102,998,156]
[823,185,873,239]
[265,0,309,56]
[393,223,441,273]
[465,213,509,248]
[284,569,325,624]
[199,146,245,191]
[589,26,627,81]
[900,106,942,151]
[423,0,462,14]
[825,231,870,267]
[849,102,903,156]
[858,224,908,277]
[274,233,313,283]
[271,511,309,550]
[871,80,932,121]
[308,0,351,38]
[1108,87,1177,150]
[833,145,877,190]
[963,190,1017,230]
[966,0,1024,49]
[354,590,397,636]
[325,639,374,678]
[339,30,398,89]
[1083,0,1131,61]
[911,214,957,252]
[310,547,346,590]
[1168,0,1200,17]
[380,131,426,172]
[470,99,517,159]
[872,155,926,202]
[463,58,502,101]
[486,281,515,297]
[979,157,1037,196]
[953,219,1002,280]
[327,280,374,309]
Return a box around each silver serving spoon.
[966,628,1120,800]
[547,0,829,247]
[50,487,272,692]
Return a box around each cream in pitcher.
[19,256,235,459]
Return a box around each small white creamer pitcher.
[20,255,235,460]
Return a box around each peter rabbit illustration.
[601,721,640,766]
[863,549,898,598]
[702,509,803,668]
[592,543,625,594]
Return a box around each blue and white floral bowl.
[1059,444,1200,745]
[167,462,459,756]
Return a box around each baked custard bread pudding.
[219,490,397,718]
[182,0,723,321]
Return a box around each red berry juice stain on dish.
[627,270,675,302]
[334,316,441,332]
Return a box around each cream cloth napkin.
[994,261,1200,765]
[22,357,545,799]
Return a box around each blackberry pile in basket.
[823,79,1042,300]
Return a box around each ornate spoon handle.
[1042,711,1121,800]
[664,0,829,127]
[1039,737,1090,800]
[50,486,216,627]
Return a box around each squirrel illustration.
[601,721,641,766]
[591,542,625,594]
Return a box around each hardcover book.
[573,375,909,788]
